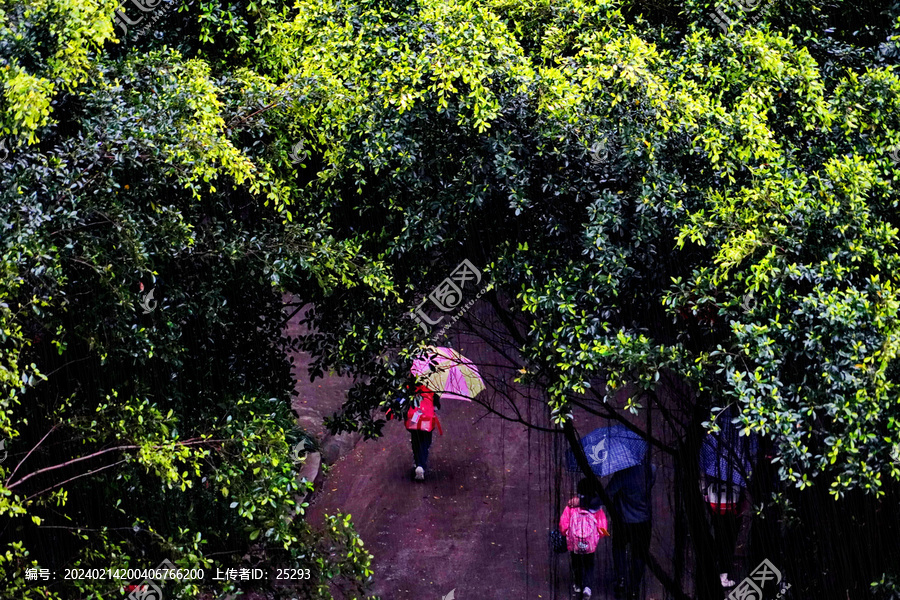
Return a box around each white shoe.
[582,587,592,599]
[720,573,736,587]
[414,466,425,481]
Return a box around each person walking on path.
[402,385,442,481]
[704,476,750,588]
[560,478,610,600]
[608,463,656,600]
[699,410,759,589]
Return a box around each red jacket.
[404,386,442,434]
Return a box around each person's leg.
[410,430,423,467]
[613,523,629,597]
[720,511,740,580]
[582,552,596,596]
[571,553,585,591]
[711,510,738,584]
[420,430,433,470]
[629,521,652,598]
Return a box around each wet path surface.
[308,394,569,600]
[297,323,670,600]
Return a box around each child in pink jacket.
[560,479,610,600]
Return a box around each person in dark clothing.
[607,463,656,600]
[704,477,748,587]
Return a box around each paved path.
[298,321,671,600]
[308,393,576,600]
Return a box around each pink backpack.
[567,508,607,554]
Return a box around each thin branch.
[6,423,60,485]
[484,290,528,346]
[42,356,93,378]
[68,257,104,273]
[34,525,139,532]
[570,395,676,456]
[7,439,222,490]
[471,396,561,433]
[281,303,307,326]
[8,445,137,489]
[25,459,127,502]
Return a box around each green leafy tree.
[0,1,389,598]
[265,0,900,597]
[4,0,900,597]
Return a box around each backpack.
[404,390,442,434]
[567,509,605,554]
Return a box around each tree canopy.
[276,0,900,596]
[1,0,390,598]
[2,0,900,597]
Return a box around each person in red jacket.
[400,385,442,481]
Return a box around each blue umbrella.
[565,425,649,477]
[699,418,758,487]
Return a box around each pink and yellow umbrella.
[411,346,485,401]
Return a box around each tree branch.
[6,423,60,485]
[7,439,221,490]
[25,459,128,502]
